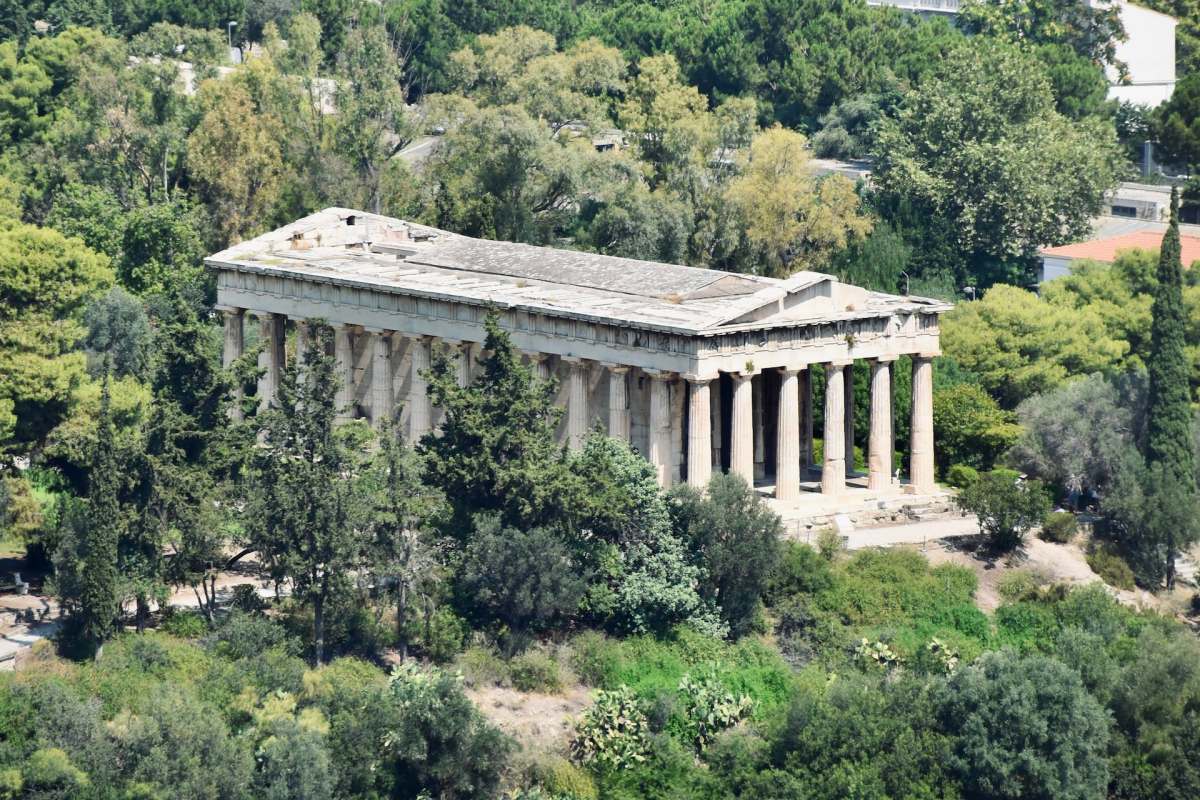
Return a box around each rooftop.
[1040,229,1200,267]
[207,208,949,336]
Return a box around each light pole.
[227,21,238,51]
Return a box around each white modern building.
[207,209,950,506]
[1105,1,1178,106]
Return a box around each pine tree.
[78,372,121,658]
[1144,188,1197,587]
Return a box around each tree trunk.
[135,594,149,633]
[313,591,325,664]
[396,582,408,662]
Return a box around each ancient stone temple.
[208,208,949,501]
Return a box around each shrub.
[456,646,510,688]
[774,595,847,667]
[1087,543,1136,590]
[816,528,843,561]
[510,650,563,693]
[955,471,1052,551]
[230,584,266,613]
[997,569,1041,603]
[568,631,623,688]
[945,464,979,488]
[766,541,835,603]
[935,650,1110,800]
[386,664,514,799]
[419,606,469,664]
[159,608,208,638]
[1039,511,1078,543]
[677,666,753,750]
[571,686,650,771]
[208,611,298,661]
[527,755,599,800]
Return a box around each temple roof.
[207,208,951,336]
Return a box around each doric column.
[868,358,894,491]
[647,371,673,486]
[730,372,754,485]
[221,308,244,421]
[843,363,855,478]
[293,318,310,369]
[257,313,286,413]
[821,362,849,496]
[710,376,723,470]
[528,352,552,382]
[407,335,433,440]
[334,324,355,422]
[687,377,712,489]
[451,340,472,388]
[910,354,936,494]
[753,376,766,481]
[800,367,813,471]
[607,365,630,441]
[369,330,392,429]
[564,357,589,450]
[670,378,685,484]
[776,368,801,501]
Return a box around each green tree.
[246,323,369,662]
[935,650,1110,800]
[669,472,782,639]
[932,382,1021,474]
[955,470,1052,552]
[56,374,122,658]
[418,312,579,534]
[0,222,112,449]
[725,125,872,276]
[455,514,586,653]
[1155,54,1200,172]
[941,284,1128,408]
[872,39,1119,283]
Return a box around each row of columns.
[219,308,935,497]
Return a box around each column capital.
[643,368,676,380]
[828,359,854,368]
[683,373,715,384]
[215,305,243,316]
[403,332,432,343]
[560,355,588,366]
[777,366,803,377]
[526,351,550,361]
[602,363,631,374]
[872,355,899,364]
[914,351,940,360]
[361,325,388,334]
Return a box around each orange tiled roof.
[1041,230,1200,266]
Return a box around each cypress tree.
[79,373,121,657]
[1147,189,1193,479]
[1144,188,1197,587]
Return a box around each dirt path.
[467,685,592,755]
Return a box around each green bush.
[1087,543,1136,590]
[208,611,298,661]
[510,650,563,693]
[677,666,753,750]
[419,606,469,664]
[456,646,510,688]
[568,631,623,688]
[945,464,979,488]
[1040,511,1078,543]
[158,607,208,638]
[766,541,835,606]
[570,686,650,771]
[997,569,1041,603]
[528,755,598,800]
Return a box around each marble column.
[687,378,712,489]
[221,308,244,421]
[528,352,552,382]
[821,362,849,496]
[776,368,801,501]
[607,365,630,441]
[257,313,286,413]
[730,372,754,485]
[799,367,813,472]
[868,359,894,491]
[753,376,766,481]
[453,341,472,388]
[564,358,589,450]
[293,318,310,369]
[408,335,433,440]
[648,371,674,486]
[910,355,936,494]
[334,324,355,422]
[843,363,855,478]
[369,330,392,429]
[710,376,723,470]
